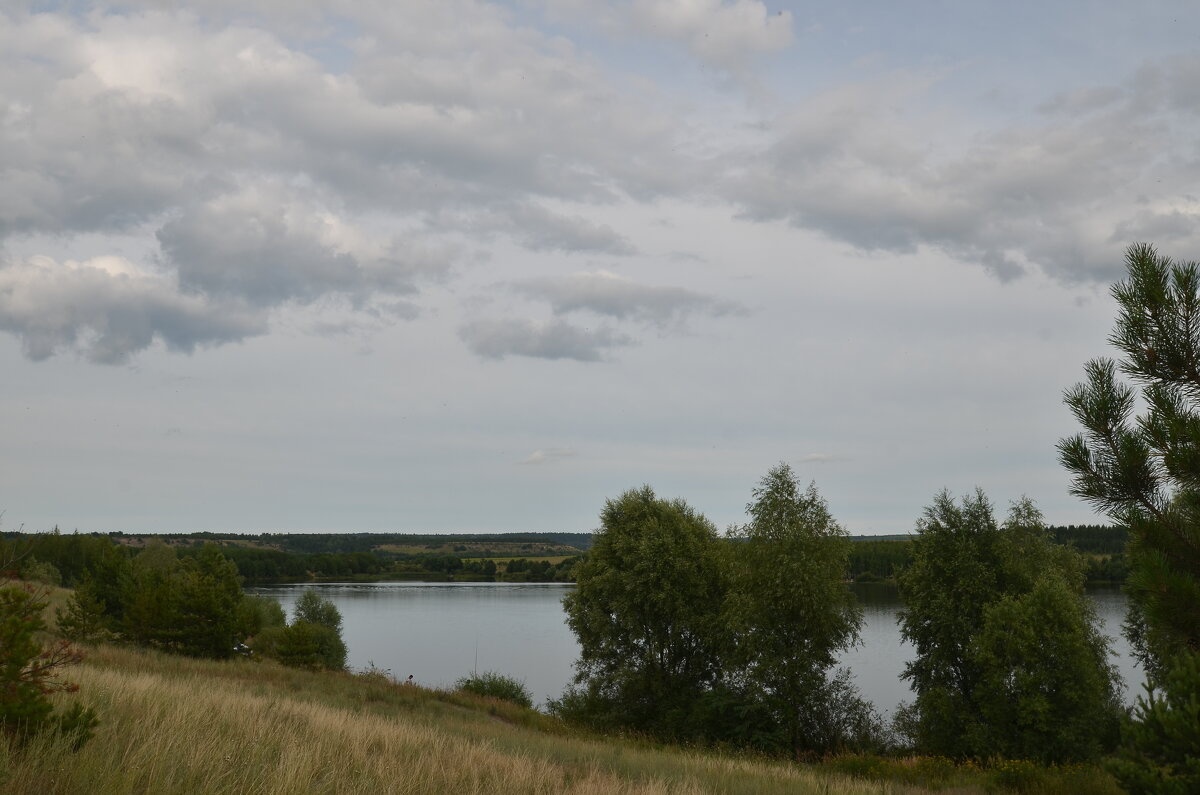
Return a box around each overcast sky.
[3,1,1199,536]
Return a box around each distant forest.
[8,524,1128,586]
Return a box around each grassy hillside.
[2,644,926,795]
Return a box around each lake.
[252,582,1143,713]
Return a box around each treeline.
[129,530,593,555]
[6,531,580,585]
[845,525,1129,583]
[553,469,1126,768]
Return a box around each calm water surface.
[254,582,1143,711]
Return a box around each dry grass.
[1,645,917,795]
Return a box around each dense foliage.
[897,491,1122,762]
[556,469,882,757]
[1059,243,1200,676]
[557,485,728,740]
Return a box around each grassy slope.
[2,645,922,795]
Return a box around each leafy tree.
[727,464,869,757]
[898,490,1121,761]
[557,486,727,738]
[1058,243,1200,676]
[294,588,343,634]
[969,572,1122,762]
[260,590,347,671]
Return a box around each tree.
[1058,243,1200,677]
[727,464,868,757]
[294,588,343,634]
[897,490,1121,761]
[120,543,247,658]
[557,486,727,738]
[267,590,347,671]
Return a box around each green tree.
[265,590,347,671]
[898,490,1121,761]
[120,543,246,658]
[1058,243,1200,676]
[557,486,727,738]
[294,588,343,634]
[727,464,868,757]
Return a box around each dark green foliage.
[1059,243,1200,676]
[557,472,886,757]
[847,539,912,581]
[1050,524,1128,554]
[898,491,1121,762]
[55,577,113,643]
[120,543,245,658]
[1109,652,1200,794]
[560,485,727,739]
[274,620,347,671]
[969,573,1122,762]
[455,671,534,708]
[0,582,97,748]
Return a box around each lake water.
[252,582,1143,712]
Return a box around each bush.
[275,620,347,671]
[455,671,534,708]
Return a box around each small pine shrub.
[1108,652,1200,795]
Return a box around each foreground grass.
[1,642,1122,794]
[1,645,913,795]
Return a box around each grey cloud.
[459,317,632,361]
[514,271,746,327]
[0,256,263,364]
[729,59,1200,283]
[0,5,688,362]
[505,204,636,255]
[156,187,448,306]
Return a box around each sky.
[2,0,1200,536]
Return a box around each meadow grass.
[0,644,926,795]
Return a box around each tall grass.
[0,645,914,794]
